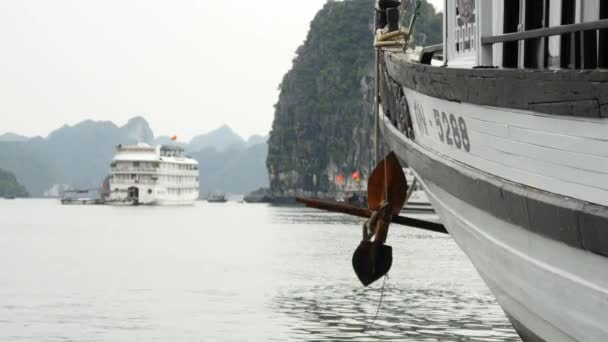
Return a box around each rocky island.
[0,168,28,198]
[265,0,441,202]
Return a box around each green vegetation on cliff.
[0,168,28,197]
[267,0,376,197]
[266,0,442,198]
[402,0,443,46]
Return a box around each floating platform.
[60,198,105,205]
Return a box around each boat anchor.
[298,152,420,286]
[352,201,394,286]
[352,152,408,286]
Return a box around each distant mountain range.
[0,117,268,196]
[0,133,29,142]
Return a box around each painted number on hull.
[414,102,429,136]
[433,110,470,152]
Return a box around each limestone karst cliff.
[267,0,375,200]
[266,0,441,200]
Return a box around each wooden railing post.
[478,0,493,66]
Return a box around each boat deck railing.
[481,19,608,45]
[481,18,608,70]
[112,167,158,173]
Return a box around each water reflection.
[0,201,521,341]
[268,205,520,341]
[273,283,520,341]
[270,206,365,225]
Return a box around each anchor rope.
[371,145,389,334]
[367,16,392,335]
[366,273,389,333]
[367,146,392,333]
[384,145,388,201]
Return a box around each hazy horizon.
[0,0,443,140]
[0,115,266,141]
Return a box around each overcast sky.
[0,0,443,140]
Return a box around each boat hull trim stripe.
[382,54,608,118]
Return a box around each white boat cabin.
[442,0,608,69]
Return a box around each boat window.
[582,30,598,69]
[580,0,599,69]
[600,1,608,68]
[133,161,140,167]
[503,0,520,68]
[524,0,547,68]
[455,0,476,55]
[560,0,575,68]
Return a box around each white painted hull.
[418,174,608,342]
[107,193,198,206]
[107,184,198,206]
[107,199,197,206]
[404,88,608,207]
[379,100,608,341]
[376,5,608,340]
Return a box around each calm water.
[0,199,521,341]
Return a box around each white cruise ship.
[108,143,199,205]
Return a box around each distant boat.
[3,196,16,200]
[207,193,227,203]
[107,143,199,206]
[403,190,434,213]
[402,169,434,213]
[61,197,104,205]
[340,192,367,208]
[60,189,104,205]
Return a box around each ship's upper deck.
[389,0,608,70]
[112,143,198,165]
[447,0,607,70]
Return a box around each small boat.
[403,190,434,213]
[402,168,434,213]
[207,193,227,203]
[60,189,104,205]
[61,198,105,205]
[338,192,368,208]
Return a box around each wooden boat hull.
[380,110,608,342]
[378,56,608,341]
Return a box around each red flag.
[170,135,177,141]
[352,170,361,182]
[336,174,344,184]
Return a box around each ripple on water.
[271,283,521,341]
